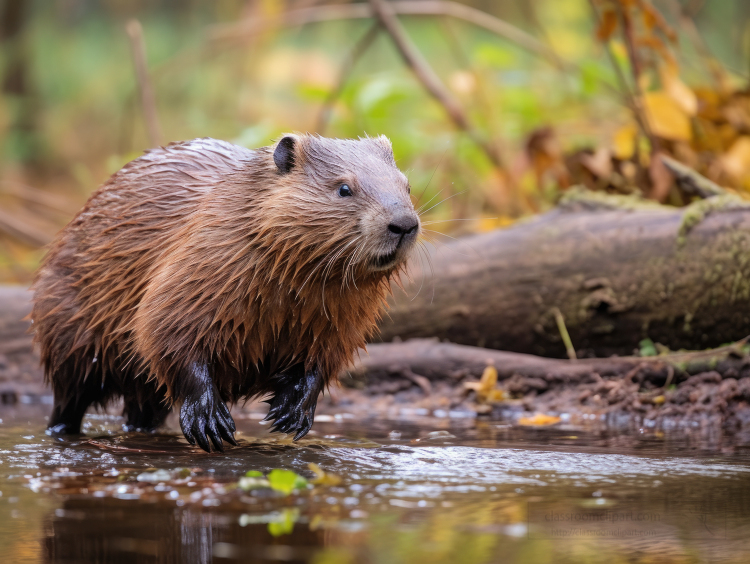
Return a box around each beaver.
[31,134,420,452]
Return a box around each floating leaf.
[309,463,342,486]
[267,469,308,495]
[237,475,270,491]
[518,413,561,426]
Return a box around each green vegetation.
[1,0,749,284]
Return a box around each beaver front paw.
[179,363,237,453]
[264,365,323,440]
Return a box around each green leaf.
[267,469,309,495]
[639,338,658,357]
[244,470,264,477]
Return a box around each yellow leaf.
[487,389,506,402]
[518,413,561,426]
[642,91,692,141]
[308,463,342,486]
[465,366,505,403]
[721,136,750,180]
[660,66,698,116]
[613,123,637,160]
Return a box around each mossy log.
[378,201,750,357]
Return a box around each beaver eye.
[339,184,353,197]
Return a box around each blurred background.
[0,0,748,283]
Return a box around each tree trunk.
[378,203,750,357]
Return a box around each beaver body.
[31,134,419,452]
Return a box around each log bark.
[378,203,750,357]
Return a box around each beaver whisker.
[418,190,467,216]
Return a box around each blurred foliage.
[0,0,749,283]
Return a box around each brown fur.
[31,134,419,446]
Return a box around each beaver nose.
[387,215,419,238]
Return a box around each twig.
[125,19,162,148]
[551,307,577,360]
[367,0,502,168]
[0,207,51,247]
[0,180,78,216]
[588,0,654,159]
[316,22,381,134]
[208,1,563,70]
[660,155,725,198]
[402,368,433,395]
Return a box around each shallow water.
[1,403,749,564]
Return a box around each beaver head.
[266,134,420,282]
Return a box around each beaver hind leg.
[122,383,171,432]
[178,363,237,453]
[47,358,108,435]
[264,364,324,440]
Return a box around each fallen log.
[347,339,750,386]
[378,198,750,357]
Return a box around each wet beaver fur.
[31,134,420,452]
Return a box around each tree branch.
[367,0,503,168]
[208,1,562,69]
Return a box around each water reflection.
[1,405,750,563]
[45,498,325,564]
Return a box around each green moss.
[677,195,750,245]
[559,186,667,212]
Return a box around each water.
[1,403,749,563]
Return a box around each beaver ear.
[273,135,297,174]
[373,135,395,163]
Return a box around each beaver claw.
[264,365,323,440]
[180,364,237,453]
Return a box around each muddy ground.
[3,340,750,449]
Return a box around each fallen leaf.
[660,65,698,116]
[642,91,692,141]
[721,136,750,180]
[465,366,504,403]
[308,463,342,486]
[580,147,613,179]
[518,413,561,426]
[613,123,637,160]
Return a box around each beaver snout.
[386,214,420,246]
